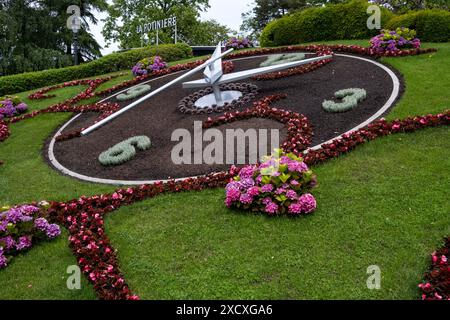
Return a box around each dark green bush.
[260,0,393,47]
[386,10,450,42]
[0,43,192,96]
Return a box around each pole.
[175,24,177,44]
[156,29,159,46]
[81,48,234,136]
[73,30,79,66]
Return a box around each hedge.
[0,43,192,96]
[260,0,393,47]
[386,10,450,43]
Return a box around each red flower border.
[420,237,450,300]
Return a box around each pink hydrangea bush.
[0,202,61,269]
[225,150,317,216]
[0,96,28,120]
[225,37,254,51]
[370,28,421,54]
[131,56,167,77]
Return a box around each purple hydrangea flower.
[0,250,7,269]
[298,194,317,214]
[45,224,61,239]
[15,236,32,251]
[247,186,260,197]
[261,184,274,193]
[0,236,16,250]
[240,178,255,189]
[239,166,256,179]
[226,181,241,191]
[15,103,28,113]
[0,220,8,233]
[239,193,253,205]
[34,217,49,231]
[286,190,298,201]
[288,203,302,215]
[264,202,279,215]
[4,208,25,224]
[19,205,39,214]
[226,188,241,202]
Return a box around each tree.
[369,0,449,12]
[0,0,107,76]
[240,0,311,39]
[102,0,231,49]
[189,20,233,46]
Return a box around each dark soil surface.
[50,54,400,181]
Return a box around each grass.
[105,126,449,299]
[0,42,449,299]
[0,230,96,300]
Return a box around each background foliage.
[0,0,108,76]
[260,0,393,46]
[0,43,192,96]
[386,9,450,42]
[102,0,232,48]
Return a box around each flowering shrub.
[131,56,167,77]
[225,37,254,51]
[0,203,61,269]
[225,150,317,216]
[0,96,28,120]
[370,28,421,53]
[419,237,450,300]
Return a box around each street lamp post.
[73,29,79,66]
[67,5,81,66]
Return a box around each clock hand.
[81,44,233,136]
[183,55,333,88]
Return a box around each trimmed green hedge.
[386,10,450,43]
[260,0,393,47]
[0,43,192,96]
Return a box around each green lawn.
[106,126,449,299]
[0,42,448,299]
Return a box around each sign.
[136,16,177,34]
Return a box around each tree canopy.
[0,0,107,76]
[241,0,450,39]
[102,0,232,48]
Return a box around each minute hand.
[183,55,333,89]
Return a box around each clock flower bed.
[131,56,168,77]
[0,203,61,269]
[370,28,421,54]
[0,96,28,120]
[225,150,317,216]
